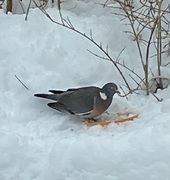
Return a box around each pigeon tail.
[34,93,60,101]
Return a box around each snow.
[0,1,170,180]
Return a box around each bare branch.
[116,46,126,62]
[25,0,32,21]
[14,75,29,90]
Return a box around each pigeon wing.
[57,87,100,115]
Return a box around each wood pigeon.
[34,82,120,119]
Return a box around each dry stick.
[119,86,140,97]
[115,46,126,62]
[119,86,129,100]
[57,0,64,25]
[145,17,158,95]
[118,2,145,74]
[6,0,12,13]
[103,0,109,7]
[18,0,25,14]
[165,62,170,67]
[87,49,144,83]
[157,0,163,89]
[150,92,163,102]
[25,0,32,21]
[135,19,156,35]
[145,2,166,94]
[129,74,143,89]
[32,0,131,92]
[14,75,29,90]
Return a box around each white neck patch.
[99,92,107,100]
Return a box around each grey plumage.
[34,82,119,119]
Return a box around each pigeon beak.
[116,90,121,95]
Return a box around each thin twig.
[145,17,159,95]
[150,92,163,102]
[14,75,29,90]
[87,48,144,83]
[116,46,126,61]
[118,85,130,100]
[57,0,64,25]
[25,0,32,21]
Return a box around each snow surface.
[0,1,170,180]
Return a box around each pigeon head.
[101,83,120,98]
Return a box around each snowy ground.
[0,1,170,180]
